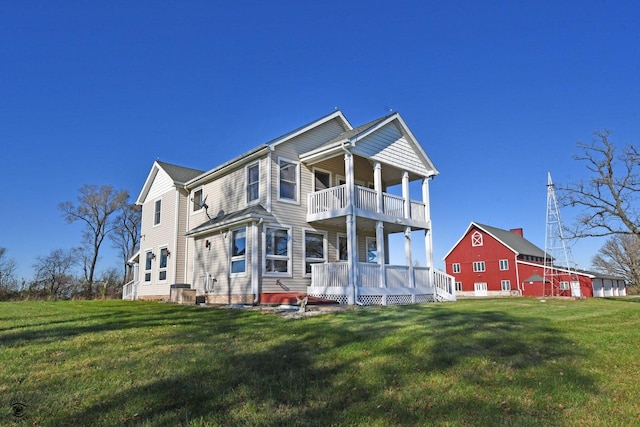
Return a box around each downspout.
[252,219,261,303]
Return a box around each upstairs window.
[452,263,461,273]
[278,158,299,202]
[192,188,203,212]
[246,163,260,204]
[230,227,247,274]
[154,199,162,225]
[499,259,509,270]
[471,231,483,247]
[473,261,486,272]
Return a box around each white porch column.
[376,221,386,288]
[402,171,410,219]
[374,161,383,213]
[423,177,435,286]
[344,150,357,304]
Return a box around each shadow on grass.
[4,302,600,426]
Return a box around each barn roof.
[473,222,548,258]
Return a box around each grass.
[1,298,639,426]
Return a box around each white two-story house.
[124,110,455,305]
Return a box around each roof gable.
[444,222,547,260]
[299,113,438,178]
[136,160,204,205]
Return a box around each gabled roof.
[186,110,352,188]
[157,161,204,184]
[444,222,548,260]
[136,160,205,205]
[185,204,274,237]
[299,112,438,178]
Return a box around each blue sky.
[1,1,639,281]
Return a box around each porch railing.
[308,185,427,223]
[122,279,138,300]
[310,262,453,293]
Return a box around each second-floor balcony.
[307,184,430,229]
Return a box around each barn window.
[473,261,486,272]
[455,282,462,291]
[499,259,509,270]
[501,280,511,291]
[452,263,461,273]
[471,231,483,246]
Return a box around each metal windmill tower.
[543,173,579,296]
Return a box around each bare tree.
[33,248,77,299]
[559,130,640,238]
[592,234,640,288]
[0,247,18,291]
[110,204,141,285]
[59,185,129,297]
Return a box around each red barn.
[444,222,627,298]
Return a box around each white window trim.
[452,263,461,273]
[472,261,486,272]
[246,162,260,206]
[144,248,153,283]
[153,198,162,227]
[229,226,247,277]
[191,187,204,214]
[277,157,300,204]
[501,280,511,291]
[471,231,483,247]
[158,245,169,282]
[559,281,570,290]
[263,225,293,277]
[455,281,462,291]
[336,232,348,261]
[303,229,327,277]
[312,167,332,192]
[499,259,509,270]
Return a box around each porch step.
[259,292,339,306]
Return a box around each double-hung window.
[304,230,326,275]
[159,247,168,281]
[246,163,260,204]
[230,227,247,275]
[278,158,299,202]
[499,259,509,270]
[265,226,291,275]
[501,280,511,291]
[452,263,461,273]
[154,199,162,226]
[144,250,153,282]
[472,261,486,272]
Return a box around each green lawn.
[1,298,639,426]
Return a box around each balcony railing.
[308,184,427,224]
[122,279,138,300]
